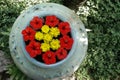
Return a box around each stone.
[0,50,12,72]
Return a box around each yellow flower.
[50,27,60,37]
[43,34,52,42]
[50,39,60,50]
[35,31,43,41]
[40,43,50,52]
[41,25,50,33]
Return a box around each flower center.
[32,46,36,50]
[50,20,54,23]
[62,26,65,30]
[65,39,68,43]
[27,32,31,35]
[48,54,51,58]
[36,21,39,24]
[60,52,63,55]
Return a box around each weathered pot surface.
[9,3,88,80]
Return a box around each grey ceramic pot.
[9,3,88,80]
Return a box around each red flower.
[45,15,59,27]
[30,16,43,30]
[26,41,41,58]
[55,47,67,60]
[58,22,71,35]
[21,27,35,41]
[42,51,56,64]
[60,35,73,50]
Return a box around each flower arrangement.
[21,15,74,65]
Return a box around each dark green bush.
[0,0,26,54]
[76,0,120,80]
[0,0,28,79]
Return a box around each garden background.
[0,0,120,80]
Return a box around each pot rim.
[19,5,78,68]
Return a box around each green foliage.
[0,0,26,54]
[49,0,64,4]
[76,0,120,80]
[0,0,28,79]
[0,0,120,80]
[7,64,27,80]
